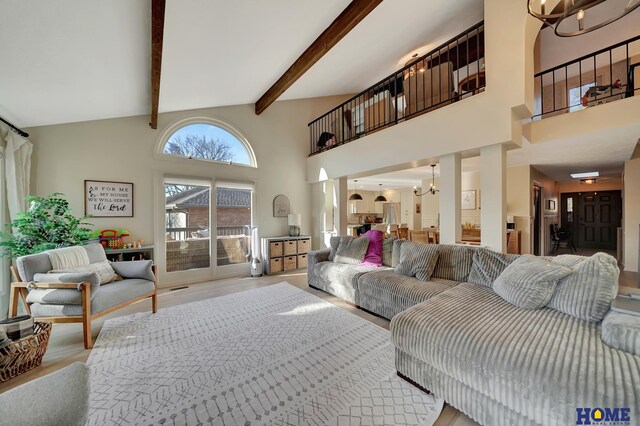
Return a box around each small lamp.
[288,213,301,237]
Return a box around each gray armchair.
[0,363,89,426]
[9,243,157,349]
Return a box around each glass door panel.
[165,180,211,272]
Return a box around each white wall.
[507,165,532,254]
[26,95,347,287]
[624,158,640,272]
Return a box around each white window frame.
[155,117,257,168]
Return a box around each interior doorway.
[560,191,622,250]
[533,185,542,256]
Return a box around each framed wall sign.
[85,180,134,217]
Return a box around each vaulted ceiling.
[0,0,483,128]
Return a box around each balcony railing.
[533,35,640,119]
[308,22,485,156]
[166,226,247,240]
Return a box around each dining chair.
[397,227,409,240]
[409,230,428,243]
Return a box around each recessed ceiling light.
[570,171,599,178]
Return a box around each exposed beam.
[150,0,166,129]
[254,0,383,115]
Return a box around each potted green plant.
[0,193,93,259]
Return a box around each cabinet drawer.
[269,241,283,257]
[284,240,297,256]
[297,239,310,254]
[297,254,308,269]
[284,255,297,271]
[270,258,283,273]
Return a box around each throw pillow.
[360,230,384,267]
[391,238,408,268]
[334,237,370,265]
[547,252,619,322]
[329,236,353,261]
[394,241,440,281]
[51,260,119,285]
[468,248,520,287]
[493,255,572,310]
[433,245,475,282]
[382,236,397,267]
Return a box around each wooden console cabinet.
[261,236,311,275]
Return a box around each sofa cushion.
[602,310,640,356]
[394,241,440,281]
[328,236,353,261]
[548,252,619,322]
[334,236,369,265]
[314,261,382,303]
[391,239,407,268]
[390,282,640,426]
[357,269,458,319]
[493,255,572,309]
[468,248,520,287]
[30,278,155,317]
[382,236,397,267]
[433,245,475,281]
[360,230,384,266]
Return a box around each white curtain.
[0,123,32,305]
[3,128,32,220]
[0,141,7,300]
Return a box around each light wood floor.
[0,272,478,426]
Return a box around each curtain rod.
[0,115,29,138]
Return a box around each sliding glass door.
[215,182,254,268]
[162,177,255,283]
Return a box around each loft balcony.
[533,34,640,120]
[308,22,485,157]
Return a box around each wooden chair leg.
[152,293,158,313]
[81,283,93,350]
[8,284,20,317]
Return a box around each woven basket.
[0,322,52,383]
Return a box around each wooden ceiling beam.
[254,0,383,115]
[150,0,166,129]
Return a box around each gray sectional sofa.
[307,235,640,426]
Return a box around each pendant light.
[414,165,440,197]
[527,0,640,38]
[374,184,387,202]
[349,180,363,201]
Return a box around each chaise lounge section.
[307,235,640,425]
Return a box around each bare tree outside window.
[165,134,235,162]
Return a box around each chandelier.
[414,165,439,197]
[527,0,640,37]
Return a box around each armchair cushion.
[110,259,154,281]
[0,362,89,426]
[14,243,108,282]
[30,278,156,317]
[27,272,101,305]
[51,260,118,285]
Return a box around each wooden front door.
[563,191,621,250]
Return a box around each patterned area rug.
[87,282,444,425]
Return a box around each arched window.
[160,119,256,167]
